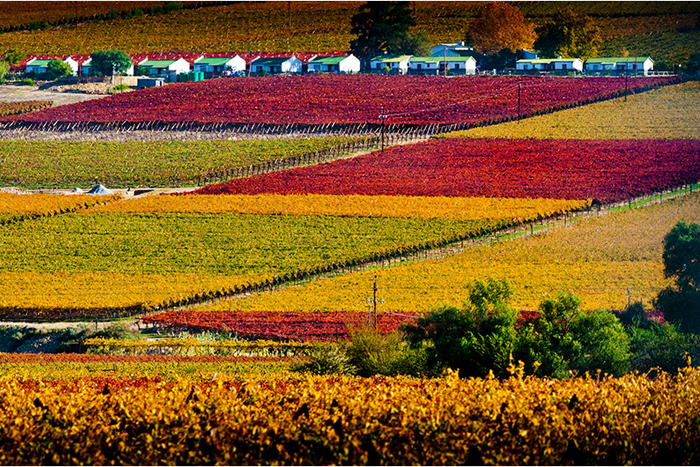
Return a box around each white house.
[136,58,190,82]
[25,56,79,76]
[307,55,361,74]
[81,57,134,76]
[409,56,477,75]
[193,55,246,77]
[250,56,302,74]
[584,57,654,76]
[370,55,412,74]
[516,58,583,73]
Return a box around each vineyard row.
[0,77,676,139]
[0,193,121,227]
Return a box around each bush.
[627,321,696,374]
[514,290,584,379]
[20,78,35,86]
[294,342,356,375]
[296,329,429,377]
[108,83,132,94]
[403,278,518,378]
[569,309,631,377]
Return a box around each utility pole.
[380,105,386,154]
[517,81,521,122]
[444,44,447,77]
[624,72,628,102]
[627,287,632,308]
[365,275,384,330]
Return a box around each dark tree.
[656,222,700,334]
[467,2,535,55]
[534,7,601,60]
[90,49,132,76]
[349,2,428,67]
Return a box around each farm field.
[0,209,524,317]
[199,192,700,314]
[445,81,700,140]
[96,194,589,220]
[197,137,700,203]
[0,137,362,189]
[3,75,676,126]
[1,369,700,465]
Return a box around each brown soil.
[0,84,109,106]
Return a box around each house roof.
[27,59,52,67]
[140,59,180,68]
[517,58,582,64]
[411,56,474,63]
[195,57,238,66]
[586,57,652,64]
[370,55,412,63]
[252,57,298,66]
[309,56,349,65]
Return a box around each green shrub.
[20,78,35,86]
[627,321,697,374]
[108,83,131,94]
[403,278,518,378]
[294,342,356,375]
[569,309,631,377]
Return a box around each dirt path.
[0,84,109,106]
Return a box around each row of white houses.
[23,54,364,79]
[516,57,655,75]
[23,53,656,80]
[370,55,478,75]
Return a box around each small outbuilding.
[584,57,654,76]
[137,58,190,82]
[81,57,135,76]
[408,56,477,75]
[25,56,79,76]
[193,55,246,78]
[250,56,302,75]
[370,55,412,75]
[307,55,361,74]
[516,58,584,74]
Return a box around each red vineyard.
[3,75,676,126]
[195,138,700,203]
[142,311,419,341]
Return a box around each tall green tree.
[656,221,700,333]
[349,2,429,66]
[90,49,132,77]
[534,7,602,60]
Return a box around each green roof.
[411,56,474,63]
[27,59,52,67]
[309,56,348,65]
[140,59,178,68]
[586,57,652,64]
[196,57,236,66]
[252,57,297,65]
[371,55,412,63]
[518,58,581,64]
